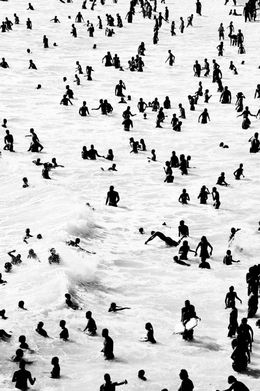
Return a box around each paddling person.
[108,302,130,312]
[145,231,184,246]
[66,237,94,254]
[106,185,120,207]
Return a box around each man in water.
[145,231,184,246]
[66,237,95,254]
[106,186,120,206]
[217,375,249,391]
[12,361,36,390]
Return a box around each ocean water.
[0,0,260,390]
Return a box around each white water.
[0,0,260,390]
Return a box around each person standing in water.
[106,186,120,207]
[100,374,127,391]
[12,361,36,391]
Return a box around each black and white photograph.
[0,0,260,390]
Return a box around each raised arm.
[145,233,156,245]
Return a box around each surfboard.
[174,318,198,334]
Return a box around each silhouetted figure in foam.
[101,328,114,359]
[195,236,213,260]
[181,300,200,340]
[100,374,127,391]
[106,185,120,206]
[108,302,130,312]
[178,369,194,391]
[83,311,97,335]
[36,321,49,337]
[51,357,60,379]
[12,361,36,390]
[145,231,184,246]
[225,286,242,308]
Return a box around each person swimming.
[145,231,184,247]
[108,302,131,312]
[36,322,49,338]
[65,293,80,310]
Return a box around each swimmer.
[65,293,80,310]
[141,322,156,343]
[4,262,12,273]
[179,240,196,260]
[8,250,22,265]
[0,329,12,340]
[225,286,242,309]
[23,228,33,243]
[223,250,240,265]
[0,309,7,319]
[22,177,29,188]
[11,349,24,363]
[27,249,40,261]
[101,328,114,360]
[108,163,117,171]
[36,322,49,338]
[83,311,97,335]
[229,227,241,242]
[51,357,60,379]
[233,164,244,180]
[18,301,27,310]
[108,302,131,312]
[219,142,229,148]
[12,361,36,390]
[32,158,43,166]
[18,335,30,350]
[42,163,51,179]
[100,374,127,391]
[59,320,69,341]
[106,185,120,206]
[51,158,64,168]
[48,248,60,264]
[0,273,7,284]
[178,220,189,237]
[66,237,95,254]
[145,231,184,246]
[138,370,147,381]
[173,255,190,267]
